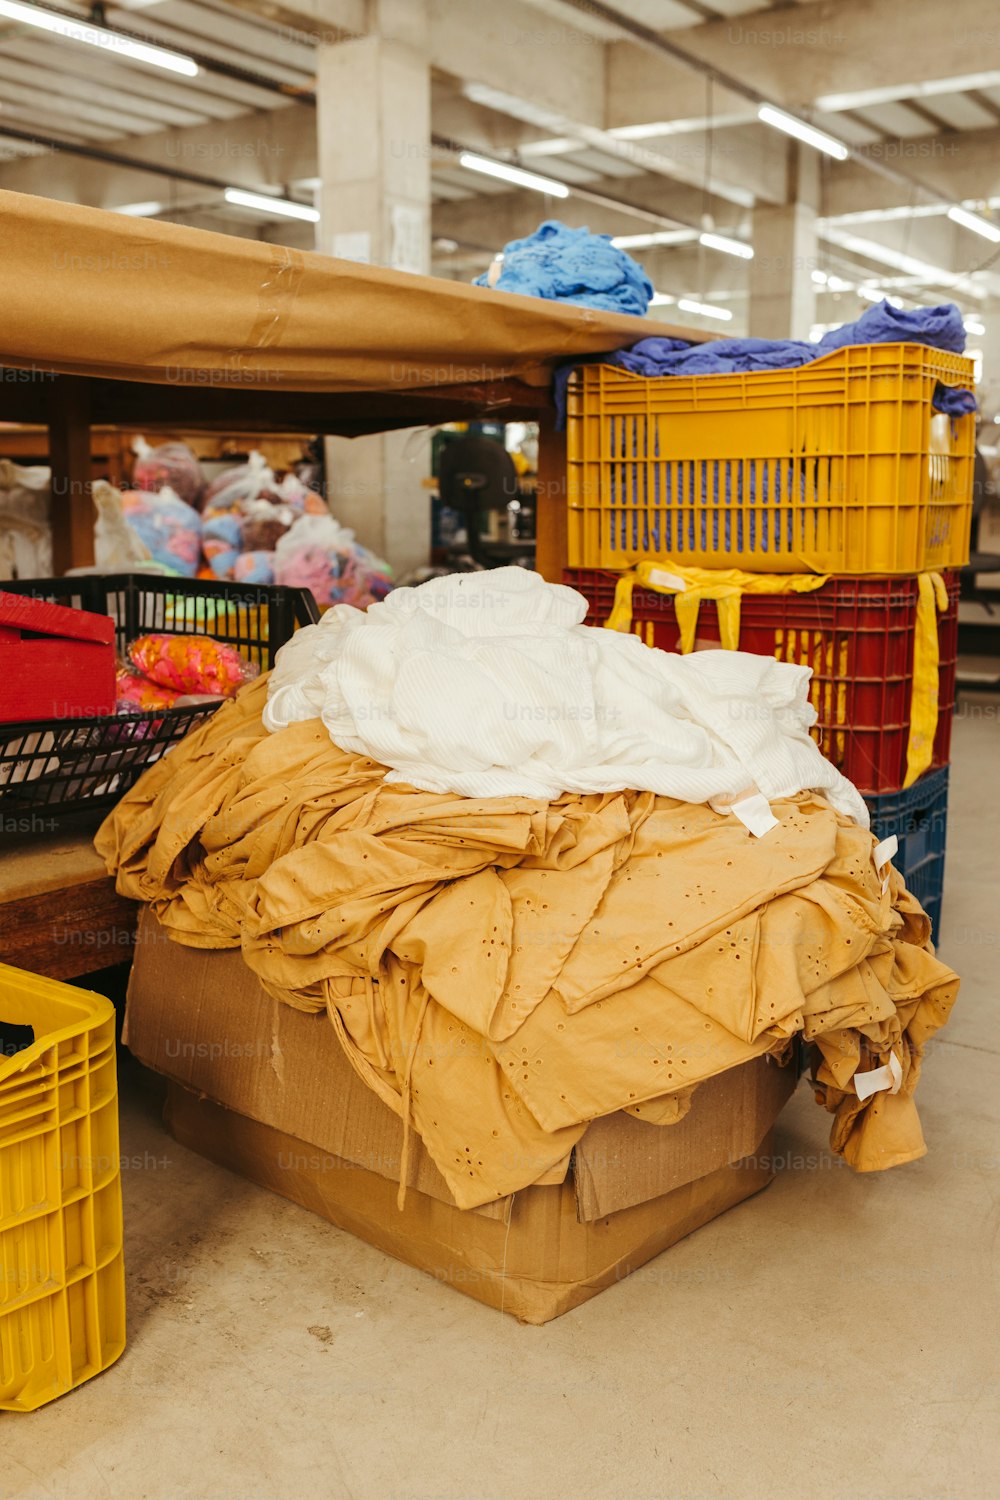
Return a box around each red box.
[0,592,115,725]
[565,569,958,796]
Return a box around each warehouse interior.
[0,2,998,1496]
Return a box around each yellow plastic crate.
[566,343,976,573]
[0,965,125,1412]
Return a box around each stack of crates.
[562,341,976,940]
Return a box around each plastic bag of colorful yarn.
[203,453,328,522]
[127,633,260,697]
[202,503,290,581]
[272,513,393,608]
[338,542,394,605]
[132,436,205,509]
[241,499,296,553]
[115,662,182,711]
[202,513,243,578]
[231,550,276,585]
[363,552,393,601]
[274,471,329,516]
[120,487,202,577]
[202,451,281,518]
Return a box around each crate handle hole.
[0,1019,35,1058]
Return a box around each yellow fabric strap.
[904,571,948,788]
[606,573,636,634]
[605,561,828,653]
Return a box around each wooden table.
[0,825,137,980]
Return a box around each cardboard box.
[127,910,795,1322]
[166,1085,778,1325]
[0,591,114,724]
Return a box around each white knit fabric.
[264,568,869,826]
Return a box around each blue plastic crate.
[866,766,949,941]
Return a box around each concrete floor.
[6,697,999,1500]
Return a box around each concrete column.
[316,0,432,578]
[748,145,818,340]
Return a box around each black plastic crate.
[0,574,318,817]
[866,766,949,941]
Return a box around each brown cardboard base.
[164,1083,777,1325]
[126,910,795,1222]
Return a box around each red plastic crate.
[565,568,958,795]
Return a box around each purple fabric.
[933,384,978,418]
[815,298,966,355]
[553,300,975,427]
[612,335,816,378]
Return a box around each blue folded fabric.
[474,219,653,318]
[932,384,978,418]
[815,298,966,355]
[553,300,975,426]
[612,335,817,378]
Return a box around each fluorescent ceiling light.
[649,292,675,306]
[0,0,198,75]
[816,72,1000,113]
[826,275,855,293]
[966,318,986,336]
[811,269,828,285]
[677,298,733,322]
[461,80,754,207]
[223,188,319,222]
[612,120,685,141]
[757,105,849,161]
[948,205,1000,243]
[699,231,753,261]
[821,225,987,302]
[611,230,698,250]
[112,200,163,217]
[517,137,580,158]
[461,83,567,134]
[612,115,749,140]
[458,151,570,198]
[825,204,952,227]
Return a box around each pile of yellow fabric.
[97,676,958,1210]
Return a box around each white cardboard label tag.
[854,1049,903,1101]
[731,792,779,839]
[873,834,898,870]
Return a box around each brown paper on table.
[0,189,713,395]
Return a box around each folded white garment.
[264,568,869,826]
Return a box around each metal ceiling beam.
[558,0,965,213]
[433,128,703,233]
[0,123,244,192]
[193,0,366,41]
